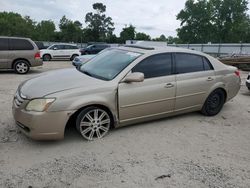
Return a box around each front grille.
[14,91,25,107]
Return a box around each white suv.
[41,44,80,61]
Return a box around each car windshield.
[80,49,142,81]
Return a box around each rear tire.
[201,89,225,116]
[14,60,30,74]
[43,54,51,61]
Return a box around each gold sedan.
[12,45,241,141]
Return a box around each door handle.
[165,83,174,88]
[207,77,214,81]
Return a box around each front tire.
[76,107,111,141]
[201,89,225,116]
[14,60,30,74]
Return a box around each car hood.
[20,68,106,99]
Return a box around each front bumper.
[12,99,75,140]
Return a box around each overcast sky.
[1,0,250,38]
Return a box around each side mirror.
[53,47,58,50]
[123,72,144,83]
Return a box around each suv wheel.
[14,60,30,74]
[76,107,112,141]
[43,54,51,61]
[201,89,225,116]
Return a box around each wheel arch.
[42,53,52,59]
[66,103,117,132]
[12,58,31,69]
[70,54,79,60]
[205,82,228,103]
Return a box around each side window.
[62,45,68,49]
[175,53,204,74]
[132,53,172,79]
[203,57,213,70]
[9,39,34,50]
[49,45,55,50]
[57,45,64,50]
[0,38,9,50]
[67,45,78,49]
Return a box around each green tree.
[59,15,83,42]
[153,34,167,41]
[177,0,214,43]
[135,32,151,40]
[119,25,136,43]
[211,0,249,42]
[35,20,56,41]
[0,12,36,38]
[85,3,114,42]
[177,0,249,43]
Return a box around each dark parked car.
[34,41,46,50]
[80,44,110,55]
[72,54,96,67]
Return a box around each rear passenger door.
[63,45,73,58]
[174,53,215,111]
[0,38,9,68]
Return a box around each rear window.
[9,39,34,50]
[0,38,9,50]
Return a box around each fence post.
[218,43,221,57]
[240,42,243,55]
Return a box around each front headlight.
[26,98,55,112]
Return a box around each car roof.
[118,45,208,57]
[0,36,31,40]
[52,43,77,46]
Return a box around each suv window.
[66,45,78,49]
[132,53,172,79]
[175,53,209,74]
[0,38,9,50]
[9,39,34,50]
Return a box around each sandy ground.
[0,61,250,188]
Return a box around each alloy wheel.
[79,109,110,140]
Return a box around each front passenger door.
[118,53,176,123]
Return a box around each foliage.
[135,32,151,40]
[85,2,114,42]
[1,1,250,44]
[35,20,56,41]
[0,12,36,38]
[177,0,250,43]
[59,15,82,42]
[119,25,136,43]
